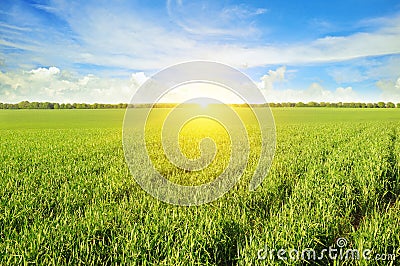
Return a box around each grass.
[0,108,399,265]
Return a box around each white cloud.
[258,66,286,92]
[334,86,358,102]
[257,67,359,102]
[1,65,394,104]
[29,66,61,79]
[130,72,148,88]
[264,84,358,103]
[0,67,147,103]
[376,77,400,102]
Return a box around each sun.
[195,98,214,108]
[156,82,245,106]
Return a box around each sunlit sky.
[1,0,400,103]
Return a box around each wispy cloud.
[1,1,399,71]
[30,3,59,13]
[0,22,32,32]
[166,0,266,38]
[328,66,367,84]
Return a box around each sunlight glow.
[158,82,245,105]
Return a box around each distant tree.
[29,102,39,109]
[18,101,30,109]
[4,103,18,109]
[397,103,400,108]
[54,103,60,109]
[377,102,386,108]
[296,102,306,107]
[386,102,395,108]
[0,103,3,109]
[39,102,53,109]
[307,101,319,107]
[366,103,374,108]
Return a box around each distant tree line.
[0,101,128,109]
[267,101,400,108]
[0,101,400,109]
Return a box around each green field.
[1,108,399,265]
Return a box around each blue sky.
[0,0,400,103]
